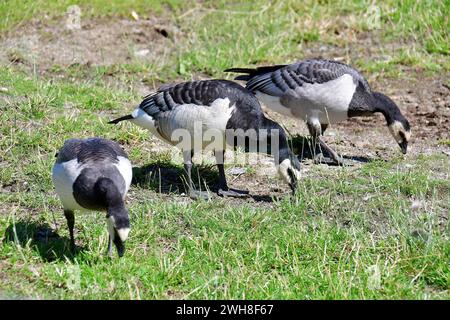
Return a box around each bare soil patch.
[0,16,177,70]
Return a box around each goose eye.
[399,131,405,141]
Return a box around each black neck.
[95,178,125,210]
[97,178,129,229]
[260,117,291,164]
[372,91,402,125]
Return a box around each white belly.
[52,157,132,210]
[52,159,84,211]
[114,156,132,196]
[163,98,234,136]
[255,92,294,117]
[259,74,356,124]
[131,98,235,151]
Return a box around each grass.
[175,0,450,76]
[0,0,185,33]
[0,1,449,299]
[1,0,449,79]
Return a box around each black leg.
[107,235,113,257]
[215,151,249,198]
[307,122,343,165]
[183,150,194,192]
[183,150,210,200]
[106,218,114,258]
[318,137,344,165]
[307,122,320,155]
[64,210,75,253]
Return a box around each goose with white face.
[110,79,301,199]
[278,157,301,193]
[107,214,131,257]
[389,120,411,154]
[226,59,413,164]
[52,137,132,258]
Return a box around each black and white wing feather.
[55,139,84,163]
[139,79,253,117]
[135,80,262,142]
[227,59,371,96]
[56,138,127,164]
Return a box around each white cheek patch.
[107,215,130,241]
[116,228,130,242]
[277,159,301,184]
[404,130,411,142]
[388,120,410,143]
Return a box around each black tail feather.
[225,65,287,81]
[108,114,133,124]
[224,67,257,74]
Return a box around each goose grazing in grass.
[226,59,411,165]
[109,79,301,199]
[52,138,132,257]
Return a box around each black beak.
[108,114,133,124]
[113,235,125,258]
[289,176,298,195]
[290,184,297,195]
[399,141,408,154]
[286,168,298,195]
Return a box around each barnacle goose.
[52,138,132,257]
[226,59,411,164]
[109,79,301,199]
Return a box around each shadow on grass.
[132,162,217,194]
[290,134,375,164]
[132,162,276,203]
[3,220,82,262]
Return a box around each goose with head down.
[109,79,301,199]
[52,137,132,257]
[226,59,411,165]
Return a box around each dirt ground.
[0,16,177,69]
[2,17,449,203]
